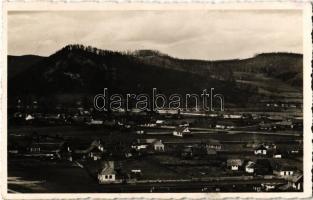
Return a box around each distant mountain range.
[8,44,302,107]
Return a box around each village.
[7,98,303,193]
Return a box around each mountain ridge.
[8,44,302,107]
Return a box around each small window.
[105,175,108,179]
[109,175,112,179]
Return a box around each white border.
[1,1,312,199]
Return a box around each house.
[254,145,267,155]
[131,169,142,174]
[223,114,242,119]
[135,130,145,135]
[8,143,20,155]
[87,119,103,125]
[124,152,133,158]
[25,114,35,121]
[173,126,191,137]
[27,141,64,158]
[206,139,222,150]
[131,144,148,151]
[245,161,255,174]
[268,115,284,121]
[153,140,165,152]
[273,149,282,158]
[131,139,157,151]
[215,121,235,129]
[29,143,41,153]
[263,143,277,150]
[259,123,274,131]
[58,143,73,161]
[273,164,296,177]
[89,146,103,161]
[287,173,303,191]
[98,161,116,184]
[276,120,294,129]
[227,159,243,171]
[71,139,105,160]
[156,120,164,126]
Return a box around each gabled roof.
[227,159,243,166]
[255,144,267,151]
[288,172,303,183]
[136,138,157,144]
[99,161,115,175]
[279,165,297,171]
[175,126,188,132]
[207,139,221,145]
[273,161,297,171]
[89,145,103,153]
[246,161,256,168]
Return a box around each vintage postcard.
[1,1,312,199]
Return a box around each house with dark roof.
[98,161,116,184]
[287,172,303,191]
[273,164,297,177]
[215,121,235,129]
[227,159,243,171]
[254,144,267,156]
[27,141,64,158]
[71,139,105,160]
[173,126,191,137]
[131,138,157,151]
[273,149,283,158]
[206,139,222,150]
[89,146,104,161]
[245,161,255,174]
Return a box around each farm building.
[98,161,116,184]
[173,126,191,137]
[227,159,243,171]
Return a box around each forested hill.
[8,44,302,106]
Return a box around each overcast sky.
[8,10,302,60]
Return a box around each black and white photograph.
[2,2,312,199]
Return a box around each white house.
[215,121,235,129]
[273,150,282,158]
[223,114,242,119]
[131,144,148,151]
[173,126,191,137]
[287,173,303,191]
[25,114,35,121]
[153,140,165,151]
[206,139,222,150]
[245,161,255,174]
[156,120,164,126]
[87,119,103,125]
[227,159,243,171]
[254,145,267,155]
[98,161,116,184]
[273,165,296,177]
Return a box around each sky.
[8,10,302,60]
